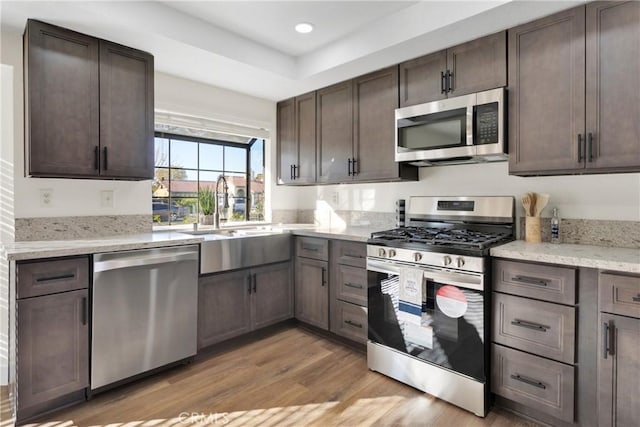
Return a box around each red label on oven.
[436,285,468,318]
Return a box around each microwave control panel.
[475,102,499,145]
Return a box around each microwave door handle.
[466,105,474,147]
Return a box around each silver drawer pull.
[344,282,363,289]
[36,273,75,282]
[632,294,640,302]
[344,319,363,329]
[510,374,546,389]
[512,275,549,287]
[511,319,549,332]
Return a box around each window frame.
[153,131,263,225]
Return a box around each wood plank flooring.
[25,326,539,427]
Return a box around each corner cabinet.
[598,273,640,427]
[398,31,506,107]
[198,261,293,349]
[277,93,316,185]
[509,2,640,176]
[24,19,154,180]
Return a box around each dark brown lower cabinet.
[599,313,640,427]
[294,257,329,330]
[17,289,89,415]
[198,262,292,350]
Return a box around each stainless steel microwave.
[395,88,506,166]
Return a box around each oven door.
[367,257,486,381]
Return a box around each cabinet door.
[99,40,154,179]
[399,50,447,107]
[25,20,99,177]
[508,7,586,175]
[17,289,89,410]
[316,81,353,183]
[295,257,329,330]
[277,98,296,184]
[599,313,640,427]
[446,31,506,97]
[294,92,317,184]
[198,270,251,349]
[353,66,404,182]
[252,262,293,330]
[586,1,640,171]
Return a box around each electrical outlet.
[331,191,339,205]
[40,189,53,207]
[101,190,114,208]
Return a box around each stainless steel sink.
[199,233,291,274]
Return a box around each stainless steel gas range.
[366,196,515,417]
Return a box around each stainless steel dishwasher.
[91,245,198,390]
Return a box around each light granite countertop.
[491,240,640,274]
[1,224,381,261]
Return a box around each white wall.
[280,162,640,222]
[1,28,279,219]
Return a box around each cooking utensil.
[522,193,533,217]
[529,193,537,217]
[534,193,550,216]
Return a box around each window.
[152,133,265,226]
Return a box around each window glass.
[153,134,264,225]
[199,143,223,171]
[170,139,198,169]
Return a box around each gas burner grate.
[371,226,512,249]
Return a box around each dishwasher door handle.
[94,252,198,273]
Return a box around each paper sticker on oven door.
[436,285,468,318]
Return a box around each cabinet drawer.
[493,259,576,305]
[331,300,367,344]
[332,240,366,268]
[493,293,575,364]
[599,272,640,319]
[334,264,367,306]
[296,237,329,261]
[492,344,574,423]
[17,256,89,299]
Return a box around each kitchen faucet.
[214,175,230,229]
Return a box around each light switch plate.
[101,190,114,208]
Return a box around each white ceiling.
[0,1,584,101]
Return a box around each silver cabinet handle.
[510,374,546,389]
[511,319,549,332]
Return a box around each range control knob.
[378,248,387,257]
[442,255,452,266]
[388,249,397,258]
[414,252,423,262]
[456,257,465,268]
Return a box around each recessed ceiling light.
[295,22,314,34]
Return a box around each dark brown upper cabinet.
[353,67,418,182]
[316,80,354,183]
[399,31,506,107]
[24,20,154,180]
[509,2,640,176]
[276,92,316,185]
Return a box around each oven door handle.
[366,258,484,291]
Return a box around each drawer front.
[493,259,576,305]
[17,256,89,299]
[493,293,575,364]
[332,240,366,268]
[296,237,329,261]
[331,300,367,344]
[599,273,640,319]
[492,344,574,422]
[335,264,367,306]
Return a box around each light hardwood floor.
[26,326,539,427]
